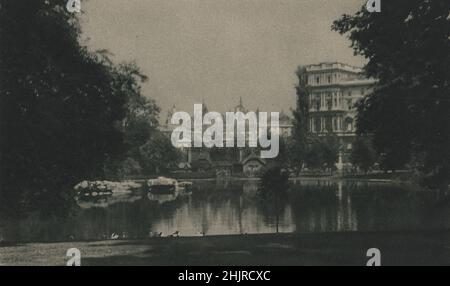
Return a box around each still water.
[1,179,450,242]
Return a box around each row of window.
[308,73,340,85]
[309,92,354,111]
[307,73,365,86]
[309,117,354,133]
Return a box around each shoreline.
[2,230,450,266]
[133,176,397,182]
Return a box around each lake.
[1,179,450,243]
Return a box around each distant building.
[305,62,376,166]
[278,110,293,139]
[160,98,291,177]
[242,153,266,178]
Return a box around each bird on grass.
[169,231,180,237]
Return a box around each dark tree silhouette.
[0,1,153,215]
[259,164,289,233]
[350,136,376,174]
[290,66,310,170]
[333,0,450,188]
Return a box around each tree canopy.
[333,0,450,187]
[289,66,309,169]
[0,1,159,215]
[350,136,376,174]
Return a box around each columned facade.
[305,62,376,168]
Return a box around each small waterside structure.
[74,180,141,196]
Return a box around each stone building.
[305,62,376,167]
[160,98,293,176]
[242,153,266,178]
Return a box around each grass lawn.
[1,231,450,266]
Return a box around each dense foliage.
[350,136,376,174]
[0,1,167,216]
[0,1,126,215]
[289,66,309,169]
[333,0,450,187]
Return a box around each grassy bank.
[1,231,450,266]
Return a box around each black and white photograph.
[0,0,449,268]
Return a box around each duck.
[110,233,119,240]
[148,231,164,238]
[169,230,180,237]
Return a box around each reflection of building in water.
[150,181,295,236]
[303,62,376,167]
[147,192,178,204]
[160,98,293,177]
[76,193,142,209]
[242,180,259,196]
[335,181,358,231]
[242,154,266,178]
[292,181,358,232]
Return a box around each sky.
[80,0,367,120]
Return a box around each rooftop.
[306,62,363,74]
[339,78,377,86]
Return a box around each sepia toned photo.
[0,0,449,268]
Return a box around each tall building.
[305,62,376,165]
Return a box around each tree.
[117,157,142,178]
[110,63,159,171]
[290,66,310,169]
[103,64,160,179]
[276,136,289,166]
[333,0,450,187]
[260,164,289,194]
[0,1,132,215]
[0,1,163,215]
[259,163,289,233]
[139,131,181,174]
[304,136,339,174]
[304,138,324,170]
[319,136,339,174]
[350,136,376,174]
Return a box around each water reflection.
[76,193,143,209]
[1,180,450,242]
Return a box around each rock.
[74,180,142,196]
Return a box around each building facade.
[160,98,293,176]
[305,62,376,166]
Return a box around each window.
[345,118,353,132]
[326,93,332,110]
[347,91,352,97]
[333,117,338,131]
[315,95,320,110]
[314,117,321,132]
[325,116,332,132]
[327,75,332,83]
[316,77,320,84]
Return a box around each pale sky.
[80,0,366,119]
